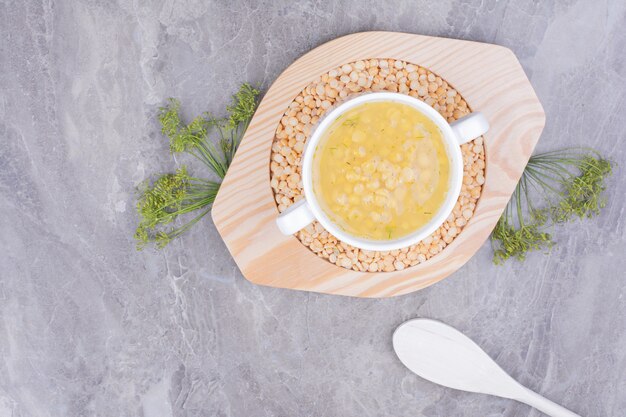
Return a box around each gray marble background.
[1,0,625,416]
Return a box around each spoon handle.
[515,386,581,417]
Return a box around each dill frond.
[135,83,260,249]
[551,155,613,222]
[227,83,260,128]
[134,167,220,250]
[491,148,614,264]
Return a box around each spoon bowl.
[392,319,581,417]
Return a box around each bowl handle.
[450,112,489,145]
[276,199,316,235]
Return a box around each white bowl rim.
[301,92,464,252]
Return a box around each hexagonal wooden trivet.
[212,31,545,298]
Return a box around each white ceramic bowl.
[276,92,489,251]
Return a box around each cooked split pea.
[312,101,450,240]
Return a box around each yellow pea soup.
[312,101,450,241]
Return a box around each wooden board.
[212,31,545,298]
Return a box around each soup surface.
[312,101,450,240]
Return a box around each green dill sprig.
[135,83,260,249]
[491,148,614,264]
[157,83,260,179]
[134,167,220,249]
[227,83,260,129]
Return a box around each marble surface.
[1,0,625,416]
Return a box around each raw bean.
[341,257,353,268]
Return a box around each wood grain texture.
[212,31,545,298]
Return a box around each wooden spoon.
[393,319,581,417]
